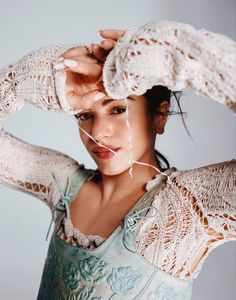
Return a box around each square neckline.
[62,167,168,241]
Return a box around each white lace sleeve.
[173,160,236,238]
[103,20,236,113]
[136,160,235,279]
[0,45,83,207]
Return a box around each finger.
[66,54,98,64]
[96,80,105,92]
[98,29,125,40]
[81,90,106,106]
[70,90,106,110]
[63,60,102,79]
[53,55,99,71]
[61,45,91,59]
[100,39,116,51]
[91,44,108,62]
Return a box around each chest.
[69,181,147,238]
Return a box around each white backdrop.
[0,0,235,299]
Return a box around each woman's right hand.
[53,45,106,111]
[52,31,125,112]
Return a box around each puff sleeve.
[0,44,83,208]
[103,20,236,113]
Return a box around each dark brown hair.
[74,85,190,172]
[144,85,190,171]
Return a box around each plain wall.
[0,0,235,299]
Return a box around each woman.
[0,21,235,299]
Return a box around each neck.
[97,154,161,205]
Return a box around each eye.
[76,112,94,121]
[111,106,127,114]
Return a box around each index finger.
[98,29,125,41]
[62,45,91,59]
[91,44,108,62]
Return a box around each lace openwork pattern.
[0,21,235,280]
[57,217,107,249]
[103,20,236,113]
[0,44,83,206]
[136,160,236,279]
[55,160,236,280]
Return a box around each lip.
[92,146,120,160]
[92,146,121,153]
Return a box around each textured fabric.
[55,163,236,282]
[58,216,107,248]
[37,168,193,300]
[136,161,236,279]
[0,44,84,208]
[103,20,236,113]
[0,20,235,297]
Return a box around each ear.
[153,101,170,134]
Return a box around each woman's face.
[76,94,157,176]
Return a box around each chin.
[97,163,131,176]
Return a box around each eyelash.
[75,106,127,121]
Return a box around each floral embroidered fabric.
[37,174,193,299]
[51,163,236,282]
[0,20,235,291]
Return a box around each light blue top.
[37,167,193,300]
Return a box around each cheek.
[128,114,152,140]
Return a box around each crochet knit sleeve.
[0,45,83,208]
[173,160,236,238]
[103,20,236,113]
[136,160,235,279]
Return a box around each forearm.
[0,128,81,207]
[173,159,236,237]
[0,44,82,206]
[103,20,236,113]
[0,44,80,125]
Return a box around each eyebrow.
[102,97,135,106]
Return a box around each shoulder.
[166,160,236,211]
[170,159,236,186]
[66,166,97,197]
[51,163,96,207]
[148,160,235,206]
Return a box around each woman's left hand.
[91,29,125,62]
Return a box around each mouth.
[92,146,121,159]
[92,146,120,153]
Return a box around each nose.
[91,116,112,142]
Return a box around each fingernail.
[53,62,66,70]
[93,92,106,101]
[64,59,77,68]
[101,40,110,46]
[97,30,103,35]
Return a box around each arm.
[172,160,236,238]
[102,20,236,113]
[0,44,84,208]
[135,160,235,279]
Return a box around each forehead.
[86,94,146,111]
[101,96,135,106]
